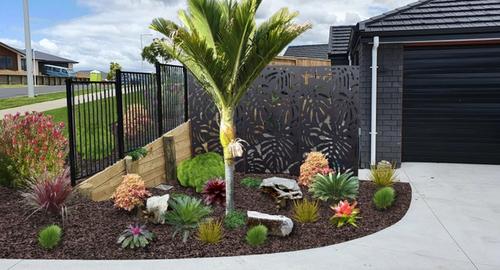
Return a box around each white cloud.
[3,0,415,71]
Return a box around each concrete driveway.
[1,163,499,270]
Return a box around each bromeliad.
[330,200,360,228]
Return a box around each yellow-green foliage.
[298,152,329,186]
[246,225,268,246]
[196,219,223,244]
[177,152,224,192]
[370,160,397,187]
[292,198,320,223]
[38,225,62,250]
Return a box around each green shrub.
[373,187,396,210]
[241,177,262,188]
[224,210,246,230]
[370,160,397,187]
[177,152,224,192]
[292,198,320,223]
[309,171,359,202]
[128,147,148,161]
[0,152,20,188]
[163,195,212,242]
[38,225,62,250]
[246,225,268,246]
[196,219,223,244]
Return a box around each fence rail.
[66,63,188,185]
[0,74,88,85]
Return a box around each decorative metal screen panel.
[189,66,359,175]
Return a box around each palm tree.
[150,0,311,214]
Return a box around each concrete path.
[0,85,64,99]
[1,163,499,270]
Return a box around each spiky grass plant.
[38,225,62,250]
[309,171,359,203]
[370,160,397,187]
[373,187,396,210]
[223,210,246,230]
[163,195,212,243]
[246,225,268,246]
[196,219,223,244]
[150,0,311,214]
[241,177,262,189]
[292,198,320,223]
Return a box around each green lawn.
[0,92,67,110]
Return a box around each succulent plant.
[202,178,226,206]
[330,200,360,228]
[309,170,359,202]
[117,224,155,249]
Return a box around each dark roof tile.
[329,25,354,55]
[283,44,329,59]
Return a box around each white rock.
[146,194,170,224]
[247,211,294,237]
[260,177,303,200]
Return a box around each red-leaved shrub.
[0,112,67,186]
[202,178,226,206]
[23,168,72,216]
[123,104,151,138]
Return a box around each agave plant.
[163,195,212,243]
[117,224,155,249]
[149,0,311,214]
[309,170,359,203]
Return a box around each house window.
[21,59,26,71]
[0,56,14,69]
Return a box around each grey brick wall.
[358,43,403,168]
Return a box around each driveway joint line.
[401,166,479,270]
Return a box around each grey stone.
[259,177,303,200]
[247,211,293,237]
[146,194,170,224]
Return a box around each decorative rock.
[260,177,303,200]
[155,184,173,191]
[247,211,293,237]
[146,194,170,224]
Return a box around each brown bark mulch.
[0,174,411,259]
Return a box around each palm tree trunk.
[219,108,235,214]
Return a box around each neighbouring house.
[0,42,78,77]
[278,44,331,66]
[328,25,354,65]
[335,0,500,167]
[76,70,109,80]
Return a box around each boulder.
[146,194,170,224]
[247,211,293,237]
[260,177,303,200]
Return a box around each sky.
[0,0,414,72]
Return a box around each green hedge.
[177,152,224,192]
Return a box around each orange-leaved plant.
[298,152,332,187]
[112,174,151,211]
[330,200,360,228]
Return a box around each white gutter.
[370,36,380,165]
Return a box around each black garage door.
[402,44,500,164]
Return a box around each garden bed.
[0,173,411,259]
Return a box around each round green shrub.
[38,225,62,250]
[373,187,396,210]
[246,225,268,246]
[177,152,224,192]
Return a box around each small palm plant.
[150,0,311,214]
[163,195,212,243]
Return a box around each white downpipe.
[370,36,380,165]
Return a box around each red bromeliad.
[330,200,360,228]
[202,178,226,206]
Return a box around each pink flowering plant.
[117,224,155,249]
[0,112,68,187]
[329,200,360,228]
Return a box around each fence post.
[65,79,77,186]
[115,69,125,159]
[182,66,189,122]
[155,63,163,135]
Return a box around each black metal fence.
[66,63,188,185]
[189,65,360,175]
